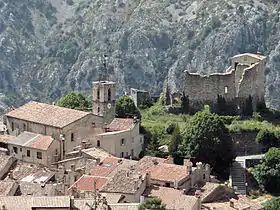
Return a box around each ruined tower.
[92,81,116,124]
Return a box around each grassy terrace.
[140,103,280,146]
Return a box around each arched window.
[97,140,100,147]
[108,88,111,101]
[97,88,100,100]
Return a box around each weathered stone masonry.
[184,53,266,113]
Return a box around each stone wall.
[183,54,266,113]
[185,71,236,103]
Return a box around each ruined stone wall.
[184,71,236,109]
[237,62,265,109]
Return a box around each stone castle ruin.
[184,53,266,114]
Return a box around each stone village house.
[4,80,143,161]
[6,131,60,166]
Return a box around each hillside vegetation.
[2,0,280,111]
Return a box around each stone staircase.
[230,160,246,195]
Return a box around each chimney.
[174,180,178,189]
[95,158,101,165]
[184,159,193,174]
[166,155,174,164]
[229,198,235,208]
[70,164,75,171]
[146,172,151,187]
[70,196,75,209]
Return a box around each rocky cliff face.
[1,0,280,111]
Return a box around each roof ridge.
[22,133,41,147]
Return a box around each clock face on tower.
[107,103,112,109]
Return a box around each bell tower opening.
[92,81,116,124]
[108,88,111,101]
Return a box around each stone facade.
[92,81,116,124]
[130,88,151,107]
[184,53,266,113]
[5,113,100,158]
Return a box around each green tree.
[115,96,141,119]
[252,147,280,194]
[264,197,280,210]
[169,124,183,164]
[56,92,91,110]
[179,109,235,178]
[138,197,167,210]
[180,92,189,114]
[256,130,280,153]
[216,95,227,115]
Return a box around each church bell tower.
[92,81,116,124]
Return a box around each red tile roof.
[90,157,123,177]
[5,101,90,128]
[135,156,189,182]
[106,118,135,132]
[144,186,198,210]
[26,134,54,150]
[68,175,109,192]
[8,131,55,150]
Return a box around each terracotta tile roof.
[0,134,15,143]
[143,185,199,210]
[100,169,146,194]
[68,175,109,192]
[0,180,18,196]
[5,101,90,128]
[8,131,55,150]
[6,162,55,183]
[106,118,135,132]
[135,156,189,182]
[90,157,123,177]
[0,154,14,174]
[0,196,70,210]
[19,182,64,196]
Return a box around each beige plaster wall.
[96,123,142,158]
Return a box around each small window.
[71,133,74,142]
[120,152,124,158]
[165,183,170,187]
[74,176,78,182]
[97,89,100,100]
[13,147,18,154]
[27,150,30,157]
[37,152,42,159]
[121,138,125,146]
[203,174,206,180]
[97,140,100,147]
[55,149,58,155]
[20,148,22,152]
[23,124,26,131]
[97,107,100,113]
[11,122,14,131]
[224,86,228,94]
